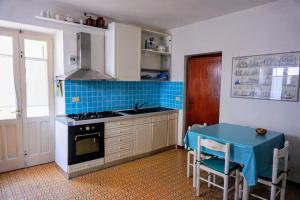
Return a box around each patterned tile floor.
[0,149,299,200]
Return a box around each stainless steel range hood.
[57,32,113,80]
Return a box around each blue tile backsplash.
[65,81,183,114]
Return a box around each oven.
[68,123,104,165]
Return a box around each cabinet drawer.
[105,141,133,155]
[134,117,152,125]
[105,149,133,163]
[152,115,168,122]
[105,134,133,146]
[105,120,133,129]
[105,126,133,138]
[169,113,178,120]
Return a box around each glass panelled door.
[0,29,24,173]
[0,28,54,172]
[20,32,54,167]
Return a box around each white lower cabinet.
[167,118,178,146]
[152,120,168,151]
[134,123,152,155]
[104,112,178,164]
[105,120,135,163]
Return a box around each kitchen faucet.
[134,103,148,111]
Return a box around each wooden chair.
[187,123,208,187]
[249,141,289,200]
[195,136,241,200]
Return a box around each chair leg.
[239,181,243,199]
[208,172,212,188]
[223,175,229,200]
[187,152,191,178]
[242,177,249,200]
[280,175,287,200]
[213,174,216,185]
[234,170,240,200]
[193,150,197,187]
[270,183,276,200]
[196,161,201,196]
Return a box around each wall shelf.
[140,28,172,81]
[141,49,171,56]
[141,68,169,72]
[35,16,107,31]
[142,28,170,37]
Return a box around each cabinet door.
[152,121,168,150]
[135,124,152,155]
[167,119,178,146]
[116,23,141,81]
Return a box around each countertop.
[56,108,178,126]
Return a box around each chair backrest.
[188,123,207,131]
[186,124,207,150]
[197,136,230,174]
[272,141,289,182]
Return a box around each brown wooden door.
[186,54,222,128]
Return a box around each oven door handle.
[74,133,101,141]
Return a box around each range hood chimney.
[58,32,113,80]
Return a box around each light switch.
[175,96,181,102]
[72,97,80,102]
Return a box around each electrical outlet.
[72,97,80,102]
[175,96,180,102]
[69,55,77,65]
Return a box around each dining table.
[184,123,285,200]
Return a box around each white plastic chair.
[186,123,208,187]
[195,136,241,200]
[249,141,289,200]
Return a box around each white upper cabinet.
[105,22,141,81]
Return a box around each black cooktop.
[67,111,123,121]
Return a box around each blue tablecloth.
[184,123,285,186]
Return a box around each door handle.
[74,133,100,141]
[11,110,22,114]
[11,110,22,117]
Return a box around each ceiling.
[48,0,276,30]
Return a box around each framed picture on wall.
[231,51,300,101]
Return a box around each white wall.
[170,0,300,182]
[0,0,105,114]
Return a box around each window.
[24,39,49,117]
[0,35,17,120]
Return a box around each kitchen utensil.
[85,16,94,26]
[40,10,47,17]
[96,17,105,28]
[55,14,61,20]
[158,45,166,52]
[145,37,156,49]
[66,17,74,22]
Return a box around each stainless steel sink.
[119,107,173,115]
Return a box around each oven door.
[69,132,104,165]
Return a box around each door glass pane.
[0,35,17,120]
[24,39,49,117]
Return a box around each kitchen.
[0,0,300,200]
